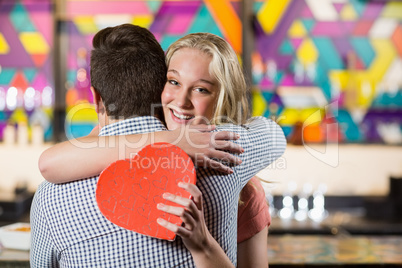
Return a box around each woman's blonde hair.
[165,33,249,125]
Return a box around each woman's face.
[162,48,219,130]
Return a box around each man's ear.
[90,86,104,114]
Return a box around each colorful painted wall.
[252,0,402,144]
[0,0,401,144]
[0,0,54,141]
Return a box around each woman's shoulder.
[240,177,265,201]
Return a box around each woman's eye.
[194,88,209,94]
[168,80,179,86]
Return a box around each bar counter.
[1,235,402,267]
[267,235,402,267]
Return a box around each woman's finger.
[158,186,202,221]
[213,140,244,155]
[157,203,186,217]
[157,204,196,229]
[205,149,242,166]
[162,192,192,207]
[201,155,234,174]
[158,193,200,220]
[157,218,180,233]
[213,131,240,141]
[157,218,192,238]
[178,183,203,211]
[175,226,192,238]
[180,212,197,231]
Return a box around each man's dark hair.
[90,24,166,119]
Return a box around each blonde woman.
[157,33,272,267]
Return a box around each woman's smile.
[170,108,195,121]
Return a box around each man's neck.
[98,114,125,129]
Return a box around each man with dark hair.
[31,24,173,267]
[90,24,166,119]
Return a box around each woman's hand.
[169,125,244,174]
[156,182,209,251]
[156,182,234,268]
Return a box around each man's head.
[90,24,166,124]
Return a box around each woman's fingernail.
[178,182,185,188]
[157,203,164,209]
[163,193,172,199]
[157,218,165,225]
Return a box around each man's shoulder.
[34,177,98,199]
[33,181,60,205]
[35,180,55,195]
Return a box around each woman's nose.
[175,88,191,108]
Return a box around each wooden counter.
[2,235,402,267]
[0,248,29,268]
[267,235,402,267]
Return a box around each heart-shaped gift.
[96,142,196,240]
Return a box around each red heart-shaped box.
[96,142,196,241]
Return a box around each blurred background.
[0,0,402,265]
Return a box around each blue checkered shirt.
[30,116,286,267]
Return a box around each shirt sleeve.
[216,117,286,187]
[237,177,271,243]
[30,184,59,268]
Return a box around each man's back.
[31,117,197,267]
[30,116,285,267]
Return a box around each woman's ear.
[90,86,104,114]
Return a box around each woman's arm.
[237,227,268,268]
[237,177,271,267]
[39,125,243,184]
[156,183,235,268]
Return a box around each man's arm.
[216,117,286,186]
[30,185,59,267]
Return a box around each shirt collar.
[98,116,167,137]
